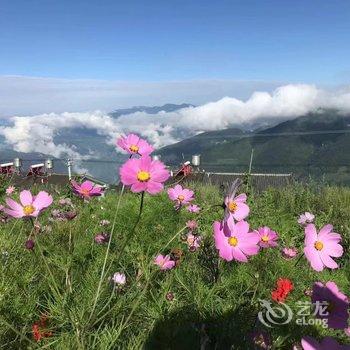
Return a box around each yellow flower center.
[178,195,185,201]
[137,170,151,182]
[314,241,324,251]
[81,189,90,196]
[261,235,269,243]
[228,236,238,247]
[129,144,139,153]
[23,205,35,216]
[228,201,237,213]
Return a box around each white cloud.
[0,84,350,162]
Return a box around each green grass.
[0,182,349,349]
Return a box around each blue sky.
[1,0,350,83]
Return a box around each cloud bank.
[1,84,350,161]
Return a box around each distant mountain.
[158,110,350,184]
[109,103,194,118]
[0,103,195,183]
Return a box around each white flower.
[111,272,126,286]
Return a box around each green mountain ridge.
[158,110,350,184]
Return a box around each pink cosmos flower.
[5,186,15,195]
[111,272,126,286]
[298,212,315,225]
[154,254,175,270]
[116,133,154,156]
[299,336,350,350]
[1,190,53,218]
[224,193,250,221]
[119,156,169,194]
[281,247,298,260]
[345,327,350,337]
[213,217,260,262]
[186,204,200,213]
[167,184,194,207]
[256,226,279,248]
[71,180,103,199]
[304,224,343,272]
[312,281,349,330]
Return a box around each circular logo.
[258,299,293,328]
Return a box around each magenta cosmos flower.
[224,193,250,221]
[167,184,194,207]
[119,156,169,194]
[1,190,53,218]
[312,281,349,330]
[213,217,260,262]
[154,254,175,270]
[304,224,343,272]
[298,212,315,225]
[256,226,279,248]
[299,336,350,350]
[71,180,103,198]
[116,133,154,156]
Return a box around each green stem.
[91,202,220,328]
[294,252,304,267]
[92,192,145,321]
[114,191,145,263]
[87,185,125,323]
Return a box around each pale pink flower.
[167,184,194,207]
[58,198,72,206]
[186,220,198,230]
[224,193,250,221]
[304,224,343,272]
[5,186,15,195]
[298,212,315,225]
[119,156,169,194]
[116,133,154,156]
[94,233,110,244]
[213,217,260,262]
[281,247,298,260]
[1,190,53,218]
[345,327,350,337]
[111,272,126,286]
[256,226,279,248]
[154,254,175,270]
[186,204,200,213]
[71,180,103,199]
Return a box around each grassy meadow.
[0,180,349,349]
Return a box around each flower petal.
[304,224,317,246]
[20,190,33,206]
[304,246,324,271]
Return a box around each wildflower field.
[0,135,349,349]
